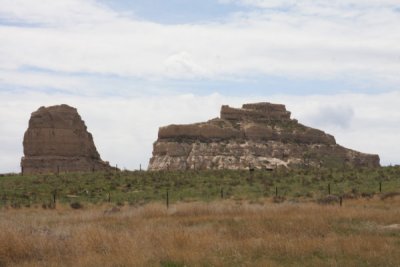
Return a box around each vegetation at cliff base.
[0,166,399,207]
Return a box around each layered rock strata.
[21,104,111,174]
[149,102,380,170]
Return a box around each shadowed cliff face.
[21,104,111,174]
[149,102,380,170]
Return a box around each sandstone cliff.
[149,102,380,170]
[21,104,112,174]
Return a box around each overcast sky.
[0,0,399,172]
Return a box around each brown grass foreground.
[0,198,399,267]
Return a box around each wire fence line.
[1,174,399,209]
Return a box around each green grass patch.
[0,166,399,207]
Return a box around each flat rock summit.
[149,102,380,170]
[21,104,111,174]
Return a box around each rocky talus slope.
[149,103,380,170]
[21,104,111,174]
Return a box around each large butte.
[148,102,380,170]
[21,104,112,174]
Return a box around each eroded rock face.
[21,104,112,174]
[149,102,380,170]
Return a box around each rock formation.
[21,104,112,174]
[149,102,380,170]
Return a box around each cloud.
[221,0,400,9]
[0,0,119,26]
[164,51,209,79]
[0,91,399,173]
[277,92,400,165]
[0,0,399,92]
[0,69,83,92]
[303,105,355,129]
[1,1,399,172]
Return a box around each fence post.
[339,196,343,207]
[220,188,224,199]
[140,164,142,171]
[52,190,57,208]
[166,189,169,209]
[275,186,278,197]
[379,181,382,193]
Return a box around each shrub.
[380,192,400,200]
[361,192,374,199]
[272,196,285,203]
[317,195,339,205]
[70,202,83,209]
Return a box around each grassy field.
[0,167,399,266]
[0,166,399,207]
[0,197,399,266]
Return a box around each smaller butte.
[21,104,112,174]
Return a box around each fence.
[1,168,399,209]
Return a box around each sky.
[0,0,399,172]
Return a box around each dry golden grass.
[0,197,399,267]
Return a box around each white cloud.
[0,91,399,173]
[0,70,83,91]
[0,0,119,26]
[276,92,400,165]
[0,0,399,90]
[163,51,209,79]
[306,105,355,129]
[1,1,399,172]
[222,0,400,9]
